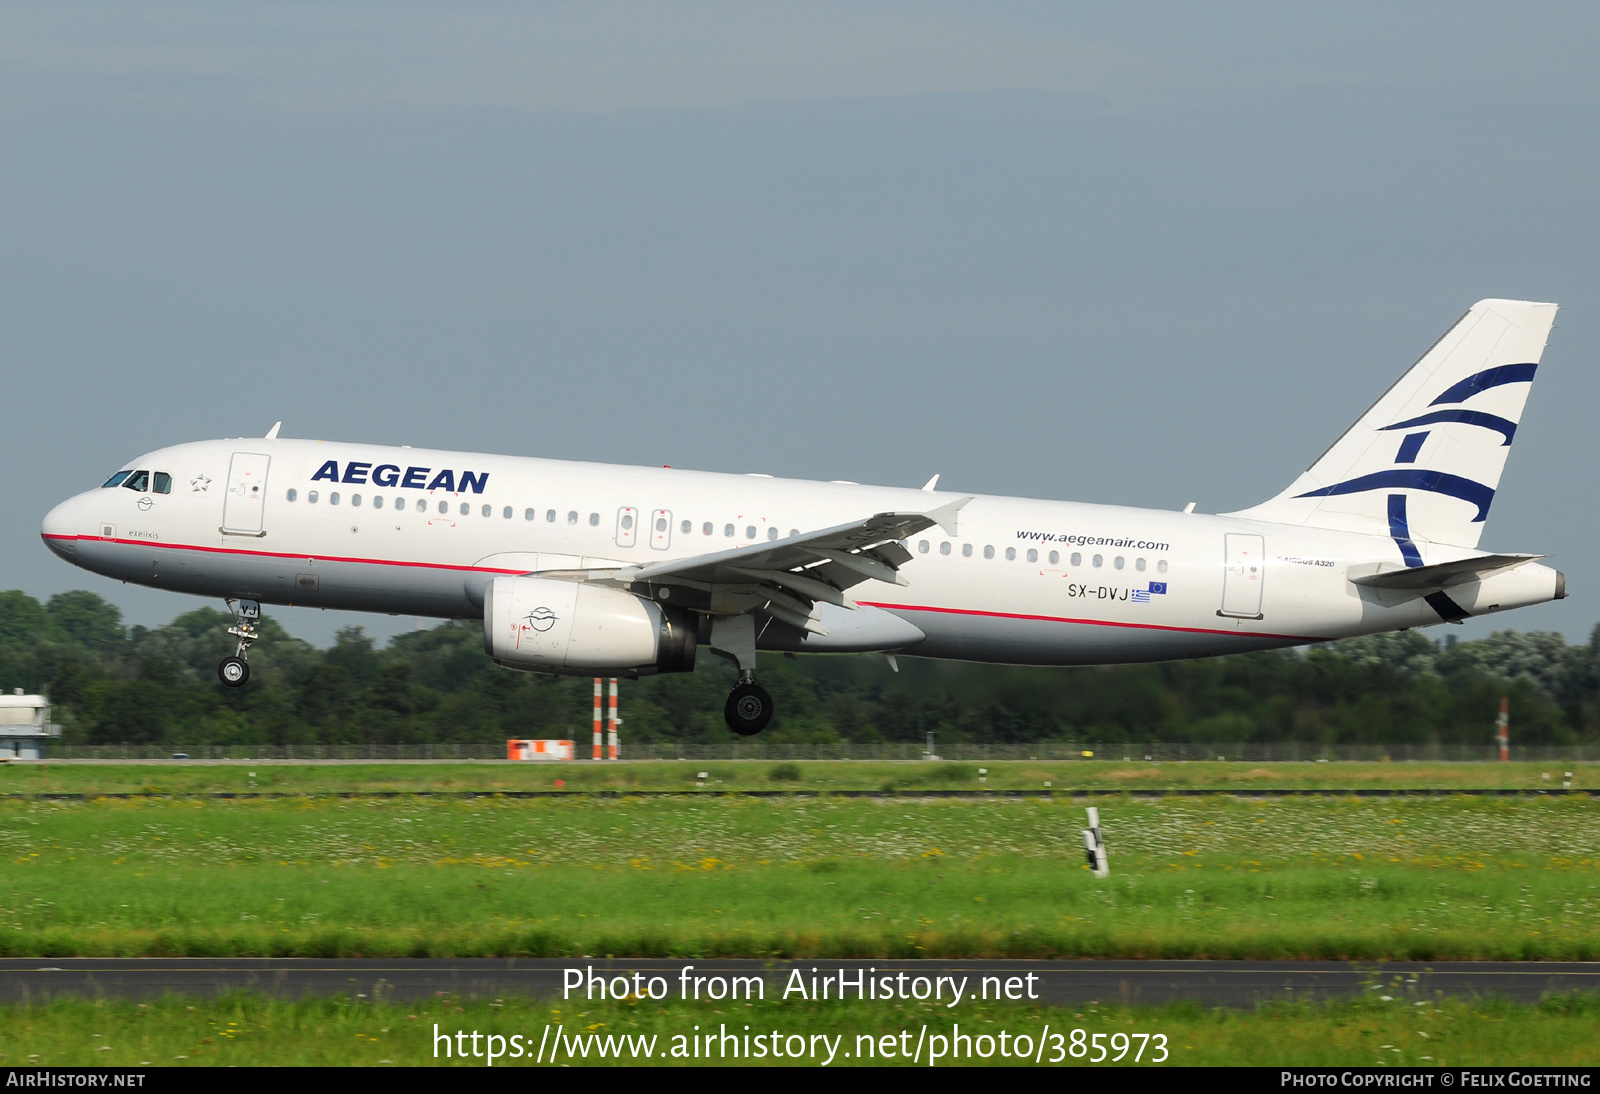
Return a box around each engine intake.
[482,575,697,676]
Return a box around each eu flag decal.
[1131,582,1168,604]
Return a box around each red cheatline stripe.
[42,534,526,575]
[856,600,1322,643]
[46,533,1322,643]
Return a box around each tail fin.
[1226,299,1557,551]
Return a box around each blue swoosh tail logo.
[1387,494,1423,567]
[1380,409,1517,446]
[1295,469,1495,522]
[1428,363,1536,406]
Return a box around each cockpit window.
[102,471,132,488]
[122,470,150,492]
[152,472,172,494]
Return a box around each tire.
[218,657,250,687]
[724,682,773,736]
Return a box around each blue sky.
[5,2,1599,646]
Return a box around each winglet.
[265,422,282,440]
[924,496,973,536]
[921,474,940,492]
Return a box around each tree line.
[1,589,1595,747]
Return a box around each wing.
[543,497,971,635]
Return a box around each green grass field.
[4,993,1597,1067]
[4,794,1597,959]
[1,759,1594,796]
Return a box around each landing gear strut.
[219,598,260,688]
[710,614,774,735]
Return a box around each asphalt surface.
[3,789,1597,800]
[3,959,1596,1007]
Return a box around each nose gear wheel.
[218,598,262,688]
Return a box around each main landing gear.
[219,598,260,688]
[710,614,774,736]
[724,675,774,737]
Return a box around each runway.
[2,958,1596,1007]
[5,789,1597,800]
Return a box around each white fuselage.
[41,438,1562,666]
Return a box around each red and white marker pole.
[1496,696,1510,762]
[607,677,620,760]
[592,677,603,760]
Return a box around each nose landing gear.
[219,598,261,688]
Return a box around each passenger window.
[480,504,490,518]
[790,529,799,538]
[1158,559,1169,573]
[548,510,557,522]
[503,506,511,519]
[745,525,756,539]
[525,508,535,521]
[681,520,691,534]
[703,522,713,535]
[962,543,972,557]
[1071,552,1081,567]
[621,513,634,531]
[1005,547,1016,561]
[1026,548,1038,563]
[939,542,951,556]
[660,517,671,533]
[122,470,150,492]
[724,524,735,537]
[768,527,779,541]
[351,494,362,508]
[1093,554,1103,567]
[918,540,929,554]
[589,513,600,526]
[330,492,341,506]
[373,496,384,510]
[439,500,449,514]
[567,511,578,524]
[460,503,470,516]
[308,491,319,504]
[1114,556,1124,569]
[152,472,172,494]
[287,489,298,502]
[394,497,404,511]
[1048,551,1059,565]
[983,545,994,559]
[102,471,132,488]
[1135,557,1146,571]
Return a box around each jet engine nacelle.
[482,575,697,676]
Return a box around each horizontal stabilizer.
[1350,553,1545,590]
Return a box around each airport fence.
[36,741,1600,762]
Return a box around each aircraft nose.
[41,496,81,562]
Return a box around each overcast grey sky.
[4,2,1599,647]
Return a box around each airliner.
[41,300,1565,735]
